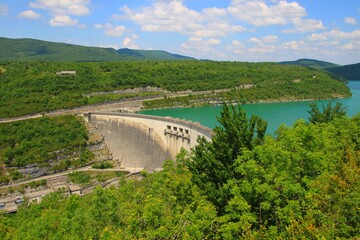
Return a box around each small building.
[56,71,76,76]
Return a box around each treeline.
[0,115,90,184]
[0,61,351,118]
[1,105,358,239]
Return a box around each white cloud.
[341,40,360,50]
[122,0,245,38]
[95,23,126,37]
[308,33,327,41]
[284,18,324,33]
[282,40,301,50]
[122,1,200,32]
[0,4,8,16]
[105,26,126,37]
[18,10,41,19]
[248,46,276,53]
[228,0,306,26]
[345,17,357,25]
[122,35,139,49]
[229,40,246,54]
[309,29,360,41]
[30,0,90,16]
[202,7,227,19]
[249,35,278,43]
[29,0,90,27]
[181,37,221,54]
[94,24,103,29]
[49,15,78,26]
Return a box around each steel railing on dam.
[84,112,213,171]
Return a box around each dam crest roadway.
[84,112,213,171]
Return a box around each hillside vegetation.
[0,37,193,62]
[279,58,360,81]
[327,63,360,80]
[117,48,195,60]
[280,58,340,70]
[0,105,358,239]
[0,115,92,184]
[0,61,351,118]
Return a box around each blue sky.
[0,0,359,64]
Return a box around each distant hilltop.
[280,58,360,81]
[0,37,195,62]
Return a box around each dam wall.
[85,112,213,171]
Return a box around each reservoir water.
[140,81,360,134]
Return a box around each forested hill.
[0,37,194,61]
[326,63,360,80]
[0,61,351,118]
[117,48,195,60]
[279,58,340,70]
[279,58,360,81]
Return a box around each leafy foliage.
[68,172,91,186]
[92,161,113,169]
[308,102,347,123]
[186,103,267,214]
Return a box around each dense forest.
[0,104,358,239]
[0,61,350,118]
[327,63,360,80]
[0,115,91,184]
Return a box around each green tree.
[308,102,347,124]
[186,102,267,214]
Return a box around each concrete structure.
[56,71,76,76]
[84,112,213,171]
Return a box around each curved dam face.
[85,112,213,171]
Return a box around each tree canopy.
[308,102,347,124]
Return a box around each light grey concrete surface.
[86,112,213,171]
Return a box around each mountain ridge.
[280,58,360,80]
[279,58,341,70]
[326,63,360,80]
[0,37,195,61]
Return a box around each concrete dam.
[84,112,213,171]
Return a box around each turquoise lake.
[140,80,360,134]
